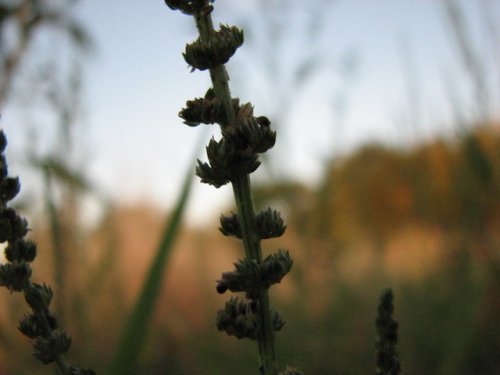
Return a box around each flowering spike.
[165,1,294,373]
[374,289,401,375]
[0,130,94,373]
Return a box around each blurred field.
[1,125,499,374]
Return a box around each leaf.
[107,133,205,375]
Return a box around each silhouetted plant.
[0,130,94,375]
[374,289,401,375]
[164,1,299,374]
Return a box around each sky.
[2,0,499,226]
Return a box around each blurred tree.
[328,146,415,254]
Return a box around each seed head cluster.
[0,130,95,375]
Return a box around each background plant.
[0,130,95,374]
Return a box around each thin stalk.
[231,174,261,261]
[232,174,277,374]
[193,7,278,375]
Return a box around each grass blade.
[108,153,198,375]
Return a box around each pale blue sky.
[3,0,499,225]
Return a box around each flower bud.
[19,311,57,339]
[183,25,243,71]
[0,208,28,242]
[255,208,286,239]
[196,159,229,188]
[219,212,241,238]
[0,177,20,202]
[260,250,293,287]
[33,331,71,364]
[18,314,43,339]
[227,103,276,155]
[5,239,37,263]
[216,297,259,340]
[216,258,261,298]
[0,262,31,291]
[25,283,53,312]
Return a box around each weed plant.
[0,1,401,373]
[164,1,297,373]
[0,130,95,375]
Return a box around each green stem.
[256,291,277,375]
[232,175,277,375]
[231,174,261,261]
[193,5,277,375]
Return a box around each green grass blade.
[108,159,196,375]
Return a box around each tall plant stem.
[193,7,277,375]
[232,174,277,374]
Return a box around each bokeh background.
[1,0,499,374]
